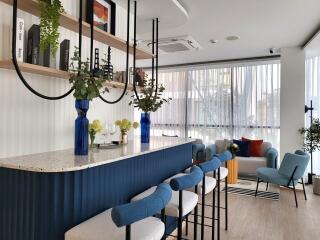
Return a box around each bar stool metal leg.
[185,214,188,235]
[201,175,206,240]
[178,190,183,240]
[225,162,228,231]
[212,171,216,240]
[194,185,198,240]
[218,168,221,240]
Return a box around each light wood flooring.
[168,185,320,240]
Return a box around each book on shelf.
[59,39,70,71]
[26,24,40,65]
[10,18,25,62]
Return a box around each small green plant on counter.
[129,78,172,112]
[69,47,109,100]
[39,0,64,55]
[115,119,139,135]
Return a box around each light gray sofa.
[205,140,278,177]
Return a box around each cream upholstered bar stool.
[132,166,203,240]
[65,183,172,240]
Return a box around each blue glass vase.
[75,99,89,155]
[140,112,151,143]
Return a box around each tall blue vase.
[75,99,89,155]
[140,112,151,143]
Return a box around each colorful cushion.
[233,139,250,157]
[242,137,263,157]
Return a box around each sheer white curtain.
[233,62,281,148]
[151,70,187,137]
[305,56,320,174]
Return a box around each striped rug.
[222,186,280,201]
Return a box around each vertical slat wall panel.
[0,143,192,240]
[0,1,135,158]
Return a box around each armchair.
[255,150,310,208]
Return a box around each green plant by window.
[69,47,109,100]
[299,118,320,154]
[129,78,172,112]
[39,0,64,55]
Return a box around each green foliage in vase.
[39,0,64,55]
[129,78,172,112]
[299,118,320,153]
[69,47,109,100]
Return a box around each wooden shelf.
[0,60,140,91]
[0,0,153,59]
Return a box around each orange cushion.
[241,137,263,157]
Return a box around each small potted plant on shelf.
[89,120,103,148]
[69,47,110,155]
[39,0,64,56]
[129,78,172,143]
[115,119,139,144]
[227,142,239,159]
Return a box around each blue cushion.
[233,139,250,157]
[256,167,298,186]
[111,183,172,227]
[199,157,221,174]
[214,151,233,162]
[170,166,203,191]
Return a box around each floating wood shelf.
[0,0,153,59]
[0,60,140,91]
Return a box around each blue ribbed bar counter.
[0,137,194,240]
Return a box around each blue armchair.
[255,150,310,208]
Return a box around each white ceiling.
[118,0,320,66]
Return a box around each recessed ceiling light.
[209,39,218,44]
[226,35,240,41]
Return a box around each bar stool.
[65,183,172,240]
[133,166,203,240]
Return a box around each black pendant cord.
[89,0,94,73]
[99,0,130,104]
[151,19,155,87]
[78,0,83,75]
[132,0,140,101]
[154,18,159,95]
[11,0,73,101]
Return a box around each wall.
[280,47,305,159]
[0,1,135,158]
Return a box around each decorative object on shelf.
[140,112,151,143]
[299,109,320,184]
[114,71,125,83]
[102,46,113,80]
[10,17,25,62]
[26,24,40,65]
[93,48,104,77]
[227,142,240,158]
[115,119,139,144]
[86,0,116,35]
[39,0,64,55]
[59,39,70,71]
[313,175,320,195]
[134,68,145,86]
[75,99,90,155]
[89,119,103,148]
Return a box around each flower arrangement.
[227,143,239,157]
[89,120,103,147]
[115,119,139,144]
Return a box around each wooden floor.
[168,185,320,240]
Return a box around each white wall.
[280,47,305,159]
[0,1,135,158]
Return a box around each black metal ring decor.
[11,0,74,100]
[99,0,130,104]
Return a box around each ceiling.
[116,0,320,66]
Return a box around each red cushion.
[241,137,263,157]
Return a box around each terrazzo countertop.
[0,136,194,172]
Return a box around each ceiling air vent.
[140,35,202,54]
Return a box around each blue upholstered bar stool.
[133,166,203,240]
[198,157,221,240]
[65,183,172,240]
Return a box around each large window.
[145,60,281,149]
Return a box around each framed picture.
[86,0,116,35]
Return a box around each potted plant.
[89,120,103,148]
[227,143,240,159]
[69,47,109,155]
[115,119,139,144]
[129,78,171,143]
[299,118,320,183]
[39,0,64,56]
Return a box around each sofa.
[205,140,278,177]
